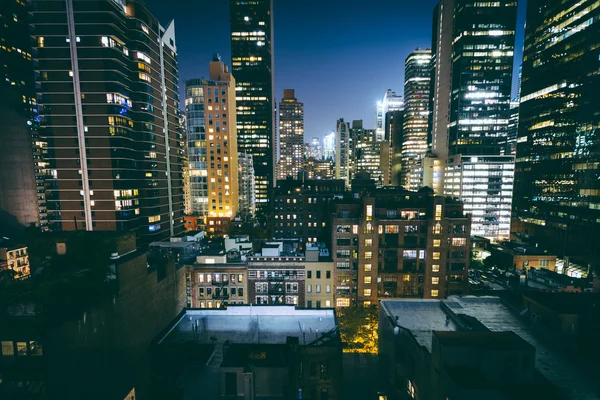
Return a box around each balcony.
[212,293,230,300]
[213,280,229,286]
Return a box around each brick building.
[247,255,306,306]
[273,178,345,248]
[332,182,470,306]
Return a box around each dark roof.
[221,344,289,368]
[433,331,534,352]
[262,244,281,249]
[523,292,600,315]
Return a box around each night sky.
[144,0,526,141]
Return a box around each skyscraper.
[513,0,600,261]
[278,89,304,180]
[238,153,256,217]
[402,49,432,191]
[323,131,335,160]
[33,0,184,244]
[185,55,239,232]
[335,119,351,187]
[429,0,517,241]
[229,0,274,209]
[0,0,41,228]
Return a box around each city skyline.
[143,0,526,140]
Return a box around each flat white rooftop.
[159,306,337,346]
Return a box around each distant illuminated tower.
[375,101,384,141]
[402,49,431,191]
[305,137,323,160]
[335,119,351,187]
[278,89,304,180]
[238,153,256,217]
[323,132,335,160]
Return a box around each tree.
[337,305,379,353]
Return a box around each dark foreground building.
[153,306,342,400]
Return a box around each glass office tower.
[513,0,600,260]
[402,49,432,191]
[430,0,517,241]
[229,0,274,209]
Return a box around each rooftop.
[159,306,337,346]
[433,331,534,352]
[381,296,597,400]
[380,299,457,351]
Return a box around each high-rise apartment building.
[402,49,432,191]
[229,0,274,208]
[384,110,405,186]
[335,118,351,187]
[429,0,517,241]
[0,0,42,228]
[33,0,185,244]
[513,0,600,261]
[376,101,384,142]
[185,55,239,232]
[332,177,470,307]
[238,152,256,217]
[278,89,304,180]
[382,89,404,117]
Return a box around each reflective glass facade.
[513,0,600,259]
[229,0,274,208]
[185,80,208,219]
[402,49,432,191]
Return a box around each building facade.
[0,0,44,229]
[278,89,304,180]
[185,55,239,232]
[229,0,274,208]
[247,256,306,306]
[429,0,518,241]
[0,240,30,279]
[332,183,470,307]
[305,261,335,309]
[303,158,334,180]
[238,152,256,217]
[186,263,248,308]
[513,0,600,263]
[33,0,185,244]
[273,178,345,247]
[445,155,514,240]
[402,49,431,191]
[334,119,350,187]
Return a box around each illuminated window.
[403,275,410,282]
[431,290,439,297]
[365,251,372,259]
[363,289,372,297]
[364,264,372,272]
[364,276,371,284]
[432,277,439,285]
[435,204,442,221]
[432,264,440,272]
[433,239,441,247]
[366,205,373,221]
[452,238,467,246]
[139,72,151,82]
[433,223,442,234]
[433,252,440,260]
[364,239,372,247]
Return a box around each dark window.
[307,271,312,279]
[316,271,321,279]
[225,372,237,396]
[310,362,316,377]
[326,271,331,279]
[321,388,329,400]
[307,300,312,308]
